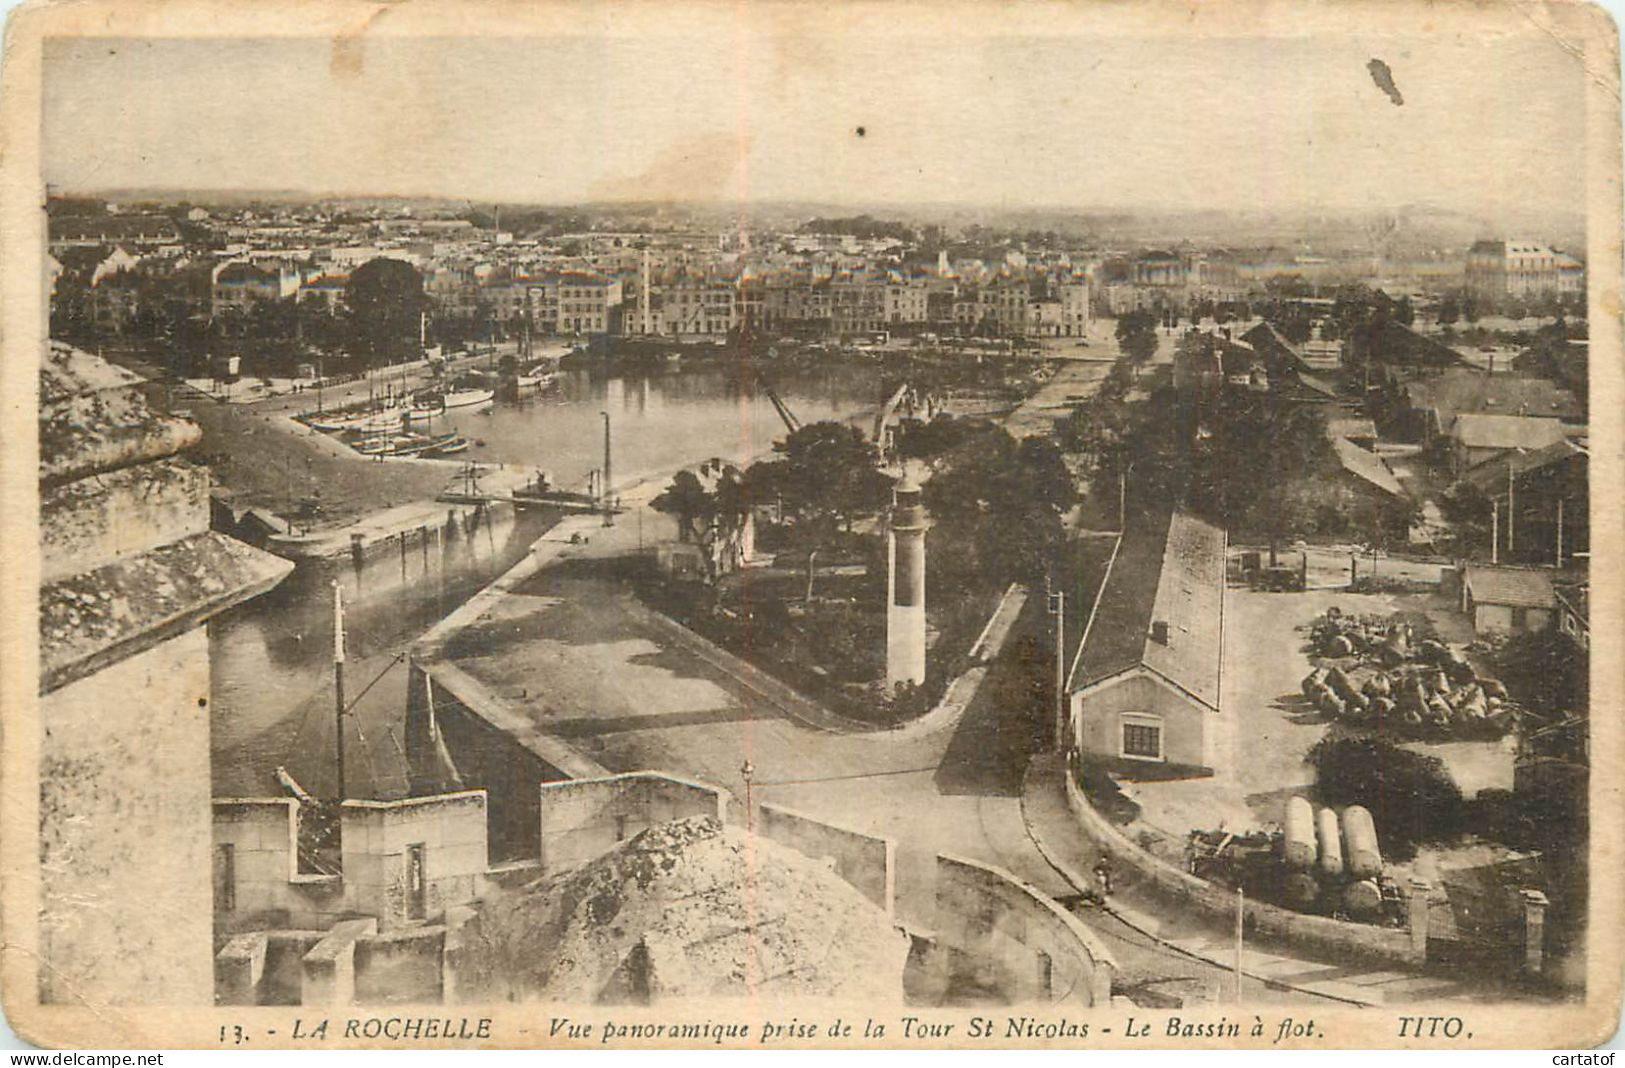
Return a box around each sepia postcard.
[0,0,1621,1051]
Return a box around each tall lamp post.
[600,410,615,527]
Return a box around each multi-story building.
[481,276,528,330]
[88,273,141,333]
[211,260,302,318]
[831,275,887,335]
[298,272,350,314]
[884,276,929,326]
[1466,240,1580,299]
[495,271,626,336]
[1132,250,1185,287]
[48,212,181,252]
[658,273,736,336]
[1555,252,1587,296]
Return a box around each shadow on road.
[934,612,1052,798]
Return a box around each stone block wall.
[757,802,895,916]
[537,772,727,875]
[213,791,488,933]
[1063,762,1421,965]
[933,853,1115,1006]
[40,458,209,584]
[353,927,448,1004]
[40,628,215,1006]
[340,791,489,929]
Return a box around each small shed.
[1462,566,1557,635]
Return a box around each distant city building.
[1466,240,1583,299]
[48,212,181,251]
[87,270,141,334]
[211,259,302,318]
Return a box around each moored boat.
[308,405,407,433]
[352,432,433,457]
[421,433,471,457]
[442,388,495,410]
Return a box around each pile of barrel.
[1301,610,1515,740]
[1307,609,1426,663]
[1280,797,1392,921]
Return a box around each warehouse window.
[1120,715,1163,761]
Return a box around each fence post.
[1521,889,1550,974]
[1407,878,1431,961]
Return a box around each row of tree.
[652,414,1076,600]
[1065,366,1416,550]
[51,256,429,375]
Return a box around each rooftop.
[1464,435,1589,493]
[1333,437,1406,498]
[1452,413,1573,452]
[1464,566,1557,609]
[1405,369,1582,425]
[40,340,201,487]
[1068,509,1225,709]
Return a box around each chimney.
[1151,620,1170,645]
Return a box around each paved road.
[434,524,1071,930]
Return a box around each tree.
[752,421,890,536]
[1115,309,1159,366]
[1089,384,1197,521]
[1490,628,1588,715]
[345,257,425,367]
[704,464,754,577]
[651,469,714,544]
[1188,391,1336,559]
[923,425,1075,589]
[1309,736,1463,859]
[1278,317,1313,345]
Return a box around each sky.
[39,18,1594,227]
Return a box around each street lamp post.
[1048,581,1066,751]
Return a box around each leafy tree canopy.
[1309,736,1463,860]
[345,257,425,366]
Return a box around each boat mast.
[332,580,347,801]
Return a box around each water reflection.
[210,365,880,799]
[459,365,879,491]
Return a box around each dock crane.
[755,369,803,435]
